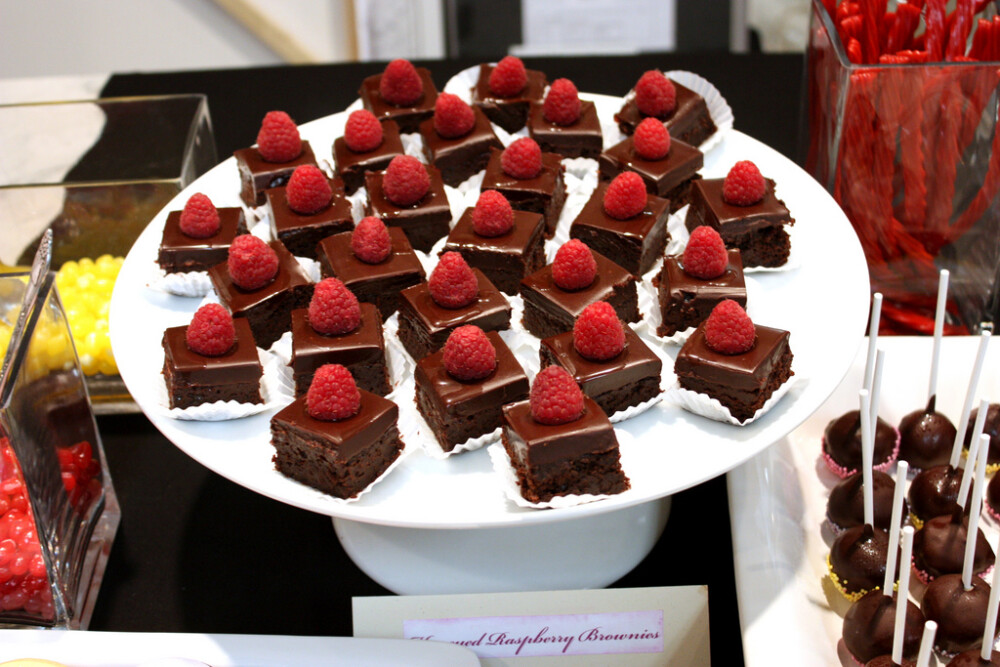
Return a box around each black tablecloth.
[94,53,806,665]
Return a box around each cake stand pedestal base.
[332,496,671,594]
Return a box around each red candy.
[501,137,542,179]
[429,252,478,309]
[551,239,597,290]
[573,301,626,361]
[306,364,361,421]
[185,303,236,356]
[633,117,671,161]
[683,226,728,279]
[256,111,302,163]
[351,216,392,264]
[443,325,497,381]
[344,109,383,153]
[704,299,756,354]
[634,71,676,118]
[543,78,582,126]
[433,92,475,138]
[308,277,361,335]
[472,190,514,237]
[285,165,332,214]
[379,59,423,106]
[722,160,766,206]
[178,193,220,239]
[530,366,585,425]
[489,55,527,97]
[227,235,279,290]
[382,155,430,206]
[603,171,647,220]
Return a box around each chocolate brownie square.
[158,207,249,274]
[270,390,403,499]
[208,240,315,349]
[501,396,630,503]
[317,227,426,322]
[359,67,439,134]
[364,165,452,253]
[234,141,318,207]
[539,325,662,417]
[480,147,566,238]
[333,119,405,194]
[470,62,548,133]
[615,79,717,147]
[656,249,746,337]
[289,303,390,397]
[161,317,262,409]
[527,100,603,160]
[419,106,503,187]
[397,269,511,361]
[415,331,529,452]
[568,182,670,276]
[599,135,703,210]
[264,178,354,260]
[520,250,638,339]
[442,207,546,295]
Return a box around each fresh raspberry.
[442,325,497,381]
[530,365,585,425]
[603,171,647,220]
[543,78,582,126]
[633,117,671,160]
[489,55,527,97]
[308,278,361,335]
[256,111,302,163]
[722,160,766,206]
[227,235,279,290]
[433,92,475,139]
[683,226,728,279]
[306,364,361,421]
[382,155,430,206]
[379,59,423,106]
[501,137,542,179]
[573,301,626,361]
[351,216,392,264]
[472,190,514,237]
[285,165,332,214]
[428,251,478,309]
[185,303,236,356]
[551,239,596,290]
[634,70,676,118]
[343,109,383,153]
[704,299,756,355]
[178,193,220,239]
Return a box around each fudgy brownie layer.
[162,358,262,410]
[502,432,630,503]
[678,343,793,423]
[520,273,638,340]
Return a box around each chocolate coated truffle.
[899,396,957,471]
[922,573,999,655]
[843,590,924,664]
[823,410,899,478]
[827,470,907,533]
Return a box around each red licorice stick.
[926,0,948,61]
[923,74,963,239]
[992,16,1000,60]
[970,18,992,59]
[887,3,921,53]
[974,0,993,13]
[860,0,881,61]
[949,80,1000,239]
[946,0,975,61]
[847,37,863,63]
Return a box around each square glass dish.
[0,94,217,412]
[0,236,120,629]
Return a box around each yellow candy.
[53,256,125,376]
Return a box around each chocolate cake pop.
[822,409,900,478]
[947,650,1000,666]
[912,511,995,584]
[899,396,957,471]
[908,464,966,529]
[922,574,999,655]
[844,590,925,664]
[828,470,907,534]
[965,403,1000,473]
[829,524,893,601]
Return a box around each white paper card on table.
[353,586,709,666]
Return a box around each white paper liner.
[149,268,215,298]
[157,347,291,421]
[665,372,803,426]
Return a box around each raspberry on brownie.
[520,241,639,339]
[161,304,263,410]
[527,78,603,160]
[539,302,662,418]
[441,190,546,295]
[234,111,318,207]
[359,59,439,134]
[415,327,529,453]
[333,111,405,195]
[501,366,630,503]
[396,252,512,361]
[364,156,452,253]
[481,140,567,238]
[270,364,404,499]
[158,193,249,274]
[264,167,354,260]
[615,71,718,147]
[470,57,548,133]
[419,93,502,187]
[569,172,671,276]
[684,160,795,268]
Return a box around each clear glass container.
[0,237,120,628]
[803,0,1000,334]
[0,94,217,411]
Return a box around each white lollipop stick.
[893,526,915,664]
[883,460,909,595]
[860,389,874,528]
[863,293,883,392]
[915,620,937,667]
[928,270,949,403]
[959,399,991,509]
[964,433,990,591]
[949,330,992,468]
[870,349,885,429]
[982,532,1000,661]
